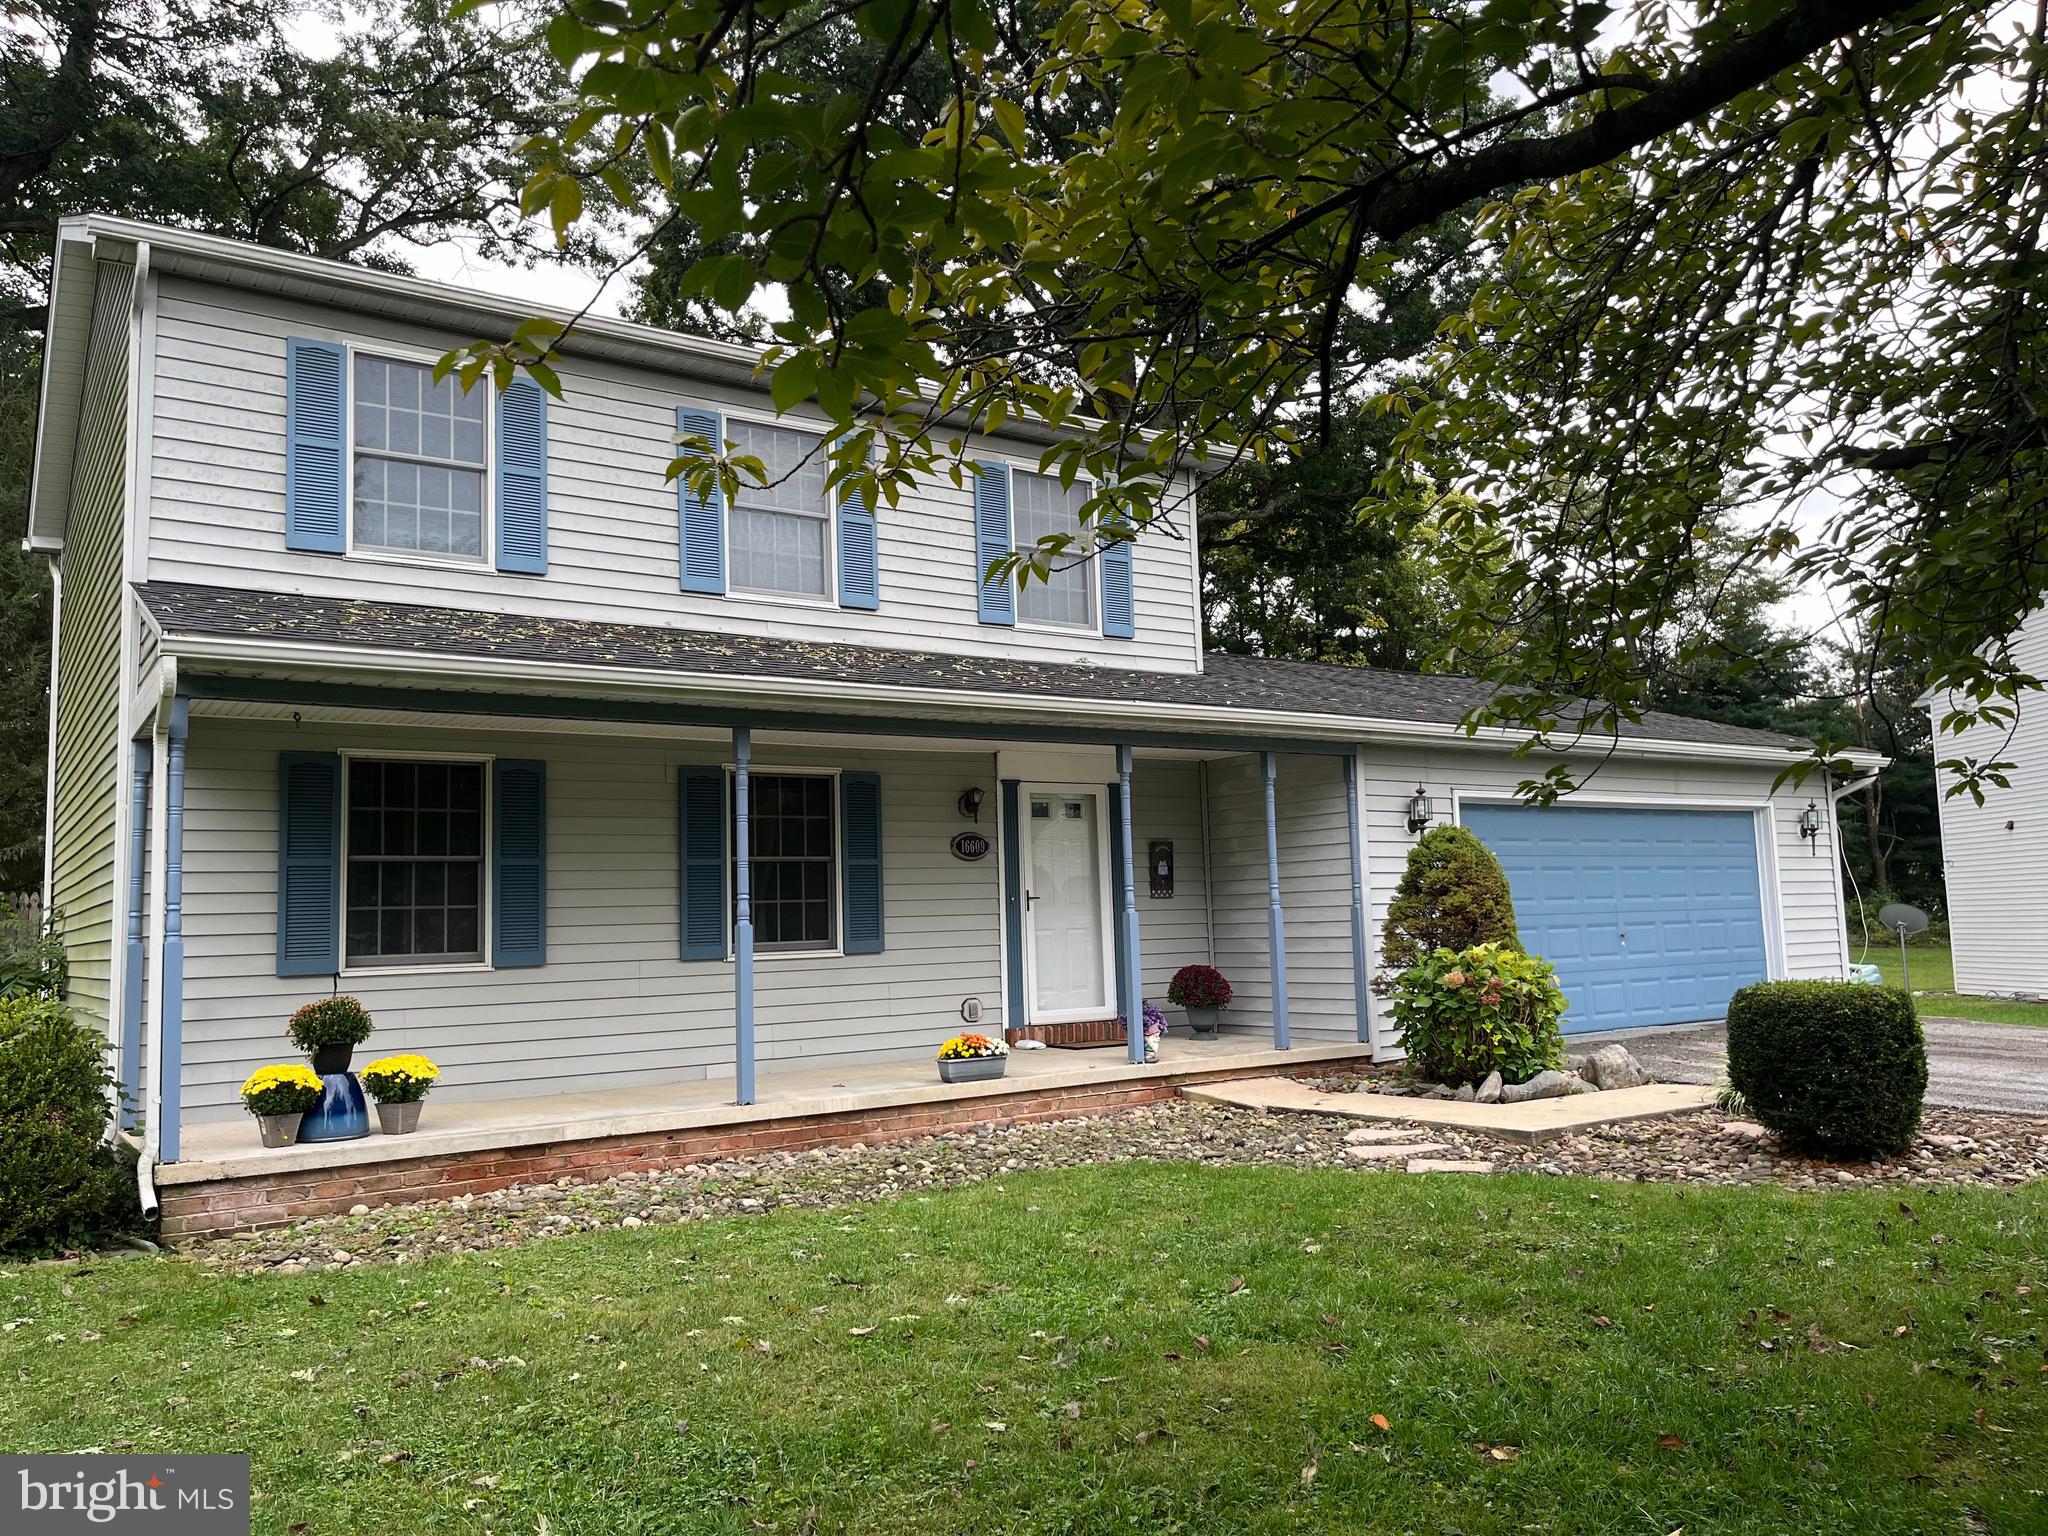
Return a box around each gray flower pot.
[1185,1006,1222,1037]
[376,1100,423,1135]
[937,1056,1007,1084]
[255,1113,303,1149]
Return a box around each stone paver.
[1406,1159,1496,1174]
[1182,1075,1715,1143]
[1345,1141,1450,1160]
[1583,1015,2048,1117]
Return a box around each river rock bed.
[182,1098,2048,1275]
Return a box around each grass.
[4,1166,2045,1535]
[1860,942,2048,1028]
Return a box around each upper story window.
[352,355,487,562]
[1012,470,1095,629]
[729,421,830,599]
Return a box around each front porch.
[154,1034,1371,1240]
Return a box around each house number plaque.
[951,831,991,862]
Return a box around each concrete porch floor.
[160,1034,1375,1186]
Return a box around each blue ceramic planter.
[298,1070,369,1142]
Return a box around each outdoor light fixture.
[1799,800,1825,843]
[957,787,985,823]
[1405,785,1435,836]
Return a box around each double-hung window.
[728,421,830,599]
[345,759,487,967]
[1012,469,1095,629]
[352,355,488,561]
[733,772,837,952]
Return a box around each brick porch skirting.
[1005,1017,1125,1047]
[158,1057,1367,1243]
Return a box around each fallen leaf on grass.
[1193,1336,1212,1352]
[1657,1434,1685,1451]
[1227,1275,1246,1294]
[1369,1414,1391,1432]
[1300,1461,1317,1485]
[848,1326,876,1337]
[1485,1445,1519,1462]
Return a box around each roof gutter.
[159,630,1886,772]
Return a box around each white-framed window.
[730,769,839,953]
[1012,469,1095,630]
[351,352,490,564]
[344,756,490,968]
[728,419,831,600]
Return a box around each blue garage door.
[1458,803,1770,1034]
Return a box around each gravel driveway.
[1587,1016,2048,1116]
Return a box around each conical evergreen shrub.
[1379,824,1521,974]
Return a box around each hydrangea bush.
[1387,942,1567,1088]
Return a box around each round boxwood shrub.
[1387,942,1566,1088]
[1379,825,1521,974]
[0,997,140,1255]
[1725,980,1927,1160]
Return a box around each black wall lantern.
[1798,799,1825,846]
[957,787,985,823]
[1405,785,1435,836]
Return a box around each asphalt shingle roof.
[136,581,1804,751]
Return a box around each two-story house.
[29,216,1879,1239]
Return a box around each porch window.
[729,421,830,599]
[345,759,486,967]
[1013,469,1094,629]
[735,772,836,951]
[352,354,487,561]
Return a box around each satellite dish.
[1878,901,1930,937]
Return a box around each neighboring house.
[29,215,1878,1208]
[1928,608,2048,998]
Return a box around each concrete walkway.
[1582,1017,2048,1117]
[1181,1076,1714,1144]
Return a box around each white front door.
[1023,788,1112,1022]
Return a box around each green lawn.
[5,1168,2045,1534]
[1863,942,2048,1028]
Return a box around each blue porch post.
[1116,746,1144,1065]
[119,741,152,1129]
[1261,750,1290,1050]
[1345,752,1370,1045]
[733,726,756,1105]
[160,697,188,1162]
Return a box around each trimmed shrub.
[1725,980,1927,1160]
[1387,942,1566,1088]
[1379,825,1521,975]
[0,997,140,1255]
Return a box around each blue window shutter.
[678,766,728,960]
[836,436,879,610]
[496,378,549,574]
[973,461,1014,626]
[276,752,340,976]
[492,759,547,968]
[1099,513,1135,638]
[677,406,726,594]
[841,771,884,954]
[285,339,347,553]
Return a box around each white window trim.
[721,761,845,961]
[1018,781,1118,1025]
[344,341,495,572]
[720,405,837,607]
[338,748,496,976]
[1008,466,1100,637]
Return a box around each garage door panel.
[1459,803,1771,1034]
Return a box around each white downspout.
[136,659,175,1218]
[39,559,62,915]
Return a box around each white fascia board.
[159,630,1875,770]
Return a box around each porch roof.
[138,580,1820,759]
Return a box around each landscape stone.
[1453,1083,1476,1102]
[1345,1141,1451,1161]
[1344,1126,1418,1144]
[1580,1044,1655,1091]
[1475,1071,1503,1104]
[1720,1120,1769,1141]
[1405,1159,1496,1174]
[1499,1069,1590,1103]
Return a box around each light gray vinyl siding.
[1206,754,1363,1042]
[177,720,1011,1121]
[1931,610,2048,996]
[49,259,133,1037]
[1130,758,1211,1004]
[145,276,1202,673]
